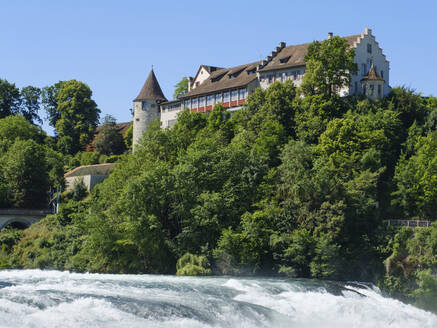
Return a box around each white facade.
[161,102,182,128]
[258,66,305,90]
[349,28,390,96]
[136,28,390,131]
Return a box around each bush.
[176,253,211,276]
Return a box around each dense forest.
[0,37,436,313]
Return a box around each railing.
[386,219,431,228]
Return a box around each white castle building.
[133,27,389,151]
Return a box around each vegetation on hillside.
[0,37,436,313]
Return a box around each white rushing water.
[0,270,436,328]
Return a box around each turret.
[132,69,167,151]
[361,64,385,100]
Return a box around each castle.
[132,27,389,151]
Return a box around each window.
[199,97,205,107]
[239,88,247,100]
[362,63,367,75]
[192,98,198,108]
[231,90,238,101]
[282,72,286,82]
[354,82,358,95]
[224,92,230,102]
[215,93,222,104]
[293,71,298,80]
[367,43,372,54]
[369,84,374,96]
[280,56,290,63]
[268,75,274,83]
[378,85,382,97]
[286,71,292,80]
[367,59,372,70]
[207,95,214,106]
[380,70,384,78]
[184,100,191,108]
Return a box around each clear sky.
[1,0,436,134]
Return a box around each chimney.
[328,32,333,39]
[267,55,272,62]
[275,46,281,52]
[271,51,277,57]
[279,42,286,48]
[364,27,372,35]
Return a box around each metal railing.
[386,219,431,228]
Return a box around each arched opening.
[3,220,29,230]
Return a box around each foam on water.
[0,269,435,328]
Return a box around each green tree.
[20,86,42,125]
[173,77,189,99]
[0,115,45,151]
[0,79,21,119]
[42,80,100,154]
[392,131,437,220]
[124,123,133,151]
[1,139,49,208]
[41,81,64,127]
[92,115,126,155]
[300,36,357,97]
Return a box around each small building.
[64,163,117,191]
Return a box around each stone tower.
[361,64,385,100]
[132,69,167,151]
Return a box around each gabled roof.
[134,69,167,102]
[65,163,117,178]
[191,65,224,87]
[361,65,384,81]
[259,35,361,72]
[181,61,260,98]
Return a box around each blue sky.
[1,0,436,134]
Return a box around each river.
[0,270,436,327]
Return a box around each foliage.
[93,115,126,155]
[71,179,88,201]
[20,86,42,125]
[176,253,211,276]
[0,79,21,119]
[173,77,189,99]
[42,80,100,154]
[0,115,45,150]
[392,132,437,220]
[2,76,437,313]
[301,36,357,97]
[0,139,49,208]
[0,79,43,124]
[124,123,133,151]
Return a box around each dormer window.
[280,56,291,64]
[228,67,245,79]
[211,72,226,83]
[247,68,256,75]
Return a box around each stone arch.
[0,218,32,230]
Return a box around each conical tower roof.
[134,69,167,102]
[361,64,384,81]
